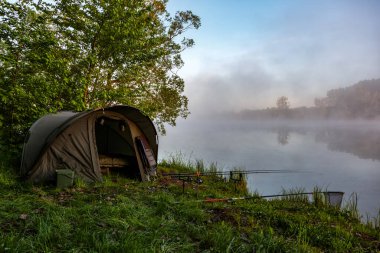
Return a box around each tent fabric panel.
[28,116,101,182]
[20,111,79,176]
[56,116,101,181]
[88,114,101,180]
[28,148,59,183]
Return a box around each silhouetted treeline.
[235,79,380,120]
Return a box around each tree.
[276,96,290,110]
[0,0,75,153]
[313,79,380,118]
[0,0,200,155]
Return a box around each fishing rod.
[203,192,319,203]
[162,169,304,178]
[162,169,307,193]
[188,191,345,207]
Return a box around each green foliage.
[0,0,201,155]
[0,0,77,154]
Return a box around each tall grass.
[159,152,195,172]
[366,209,380,229]
[160,152,225,176]
[312,186,326,207]
[0,153,379,252]
[373,209,380,229]
[195,159,205,172]
[280,187,309,202]
[343,192,361,220]
[228,167,248,194]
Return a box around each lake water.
[158,119,380,220]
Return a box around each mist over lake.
[159,119,380,219]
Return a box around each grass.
[1,156,380,252]
[343,192,361,220]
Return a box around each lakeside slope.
[1,159,379,252]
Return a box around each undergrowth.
[0,155,379,252]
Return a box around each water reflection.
[271,124,380,162]
[159,120,380,218]
[276,127,290,145]
[315,129,380,161]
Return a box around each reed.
[366,209,380,229]
[343,192,361,220]
[312,186,326,207]
[280,187,309,202]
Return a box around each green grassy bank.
[0,158,379,252]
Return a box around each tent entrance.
[95,117,140,179]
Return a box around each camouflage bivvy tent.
[20,105,158,183]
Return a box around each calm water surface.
[159,119,380,219]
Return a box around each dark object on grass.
[56,169,75,188]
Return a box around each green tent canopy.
[20,105,158,183]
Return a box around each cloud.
[183,55,281,116]
[176,0,380,119]
[183,38,380,119]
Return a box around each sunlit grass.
[280,187,309,202]
[159,151,195,173]
[0,154,379,252]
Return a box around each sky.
[167,0,380,117]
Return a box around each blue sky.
[167,0,380,115]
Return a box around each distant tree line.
[235,79,380,120]
[314,79,380,118]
